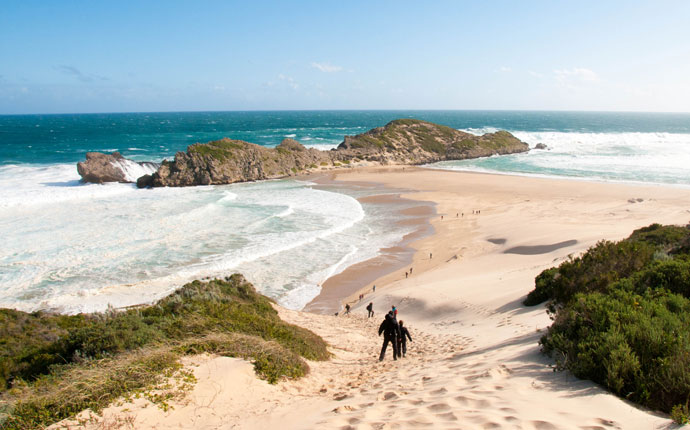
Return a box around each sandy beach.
[59,167,690,430]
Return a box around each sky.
[1,0,689,114]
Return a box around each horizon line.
[2,108,690,117]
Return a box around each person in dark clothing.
[378,311,400,361]
[345,303,350,314]
[366,302,374,318]
[398,320,413,357]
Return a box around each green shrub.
[541,288,690,412]
[537,224,690,418]
[524,234,664,308]
[0,275,329,428]
[671,403,689,425]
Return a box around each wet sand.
[303,173,436,314]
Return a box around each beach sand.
[57,168,690,430]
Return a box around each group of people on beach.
[378,305,412,361]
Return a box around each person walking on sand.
[398,320,413,357]
[367,302,374,318]
[345,303,350,314]
[373,284,376,292]
[378,311,400,361]
[392,305,397,317]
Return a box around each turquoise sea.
[1,110,689,313]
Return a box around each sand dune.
[56,168,690,429]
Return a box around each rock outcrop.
[77,119,530,187]
[336,119,528,164]
[147,119,529,187]
[77,152,160,184]
[534,143,548,150]
[150,138,332,187]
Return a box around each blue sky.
[1,0,689,114]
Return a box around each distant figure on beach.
[409,267,413,274]
[373,284,376,292]
[430,252,433,259]
[398,320,413,357]
[392,305,397,317]
[456,213,458,217]
[367,302,374,318]
[441,215,443,220]
[345,303,351,314]
[405,271,408,278]
[378,311,401,361]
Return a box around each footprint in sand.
[595,418,621,429]
[426,402,451,412]
[453,395,470,405]
[378,391,399,401]
[405,418,434,427]
[437,411,458,421]
[531,420,559,430]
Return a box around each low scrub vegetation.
[0,275,329,429]
[526,224,690,423]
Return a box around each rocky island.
[76,119,530,187]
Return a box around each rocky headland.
[76,119,529,187]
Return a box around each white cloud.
[311,62,343,73]
[498,66,512,73]
[528,70,544,78]
[554,67,600,83]
[278,74,299,90]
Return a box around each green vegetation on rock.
[527,224,690,422]
[0,275,329,429]
[189,139,245,161]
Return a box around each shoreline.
[303,168,436,314]
[304,165,690,317]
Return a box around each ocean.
[1,110,689,313]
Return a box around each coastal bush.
[0,275,329,428]
[523,230,680,308]
[541,288,690,414]
[534,224,690,421]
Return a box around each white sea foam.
[0,164,136,209]
[111,158,159,182]
[432,131,690,186]
[307,143,340,151]
[459,127,500,135]
[0,168,414,314]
